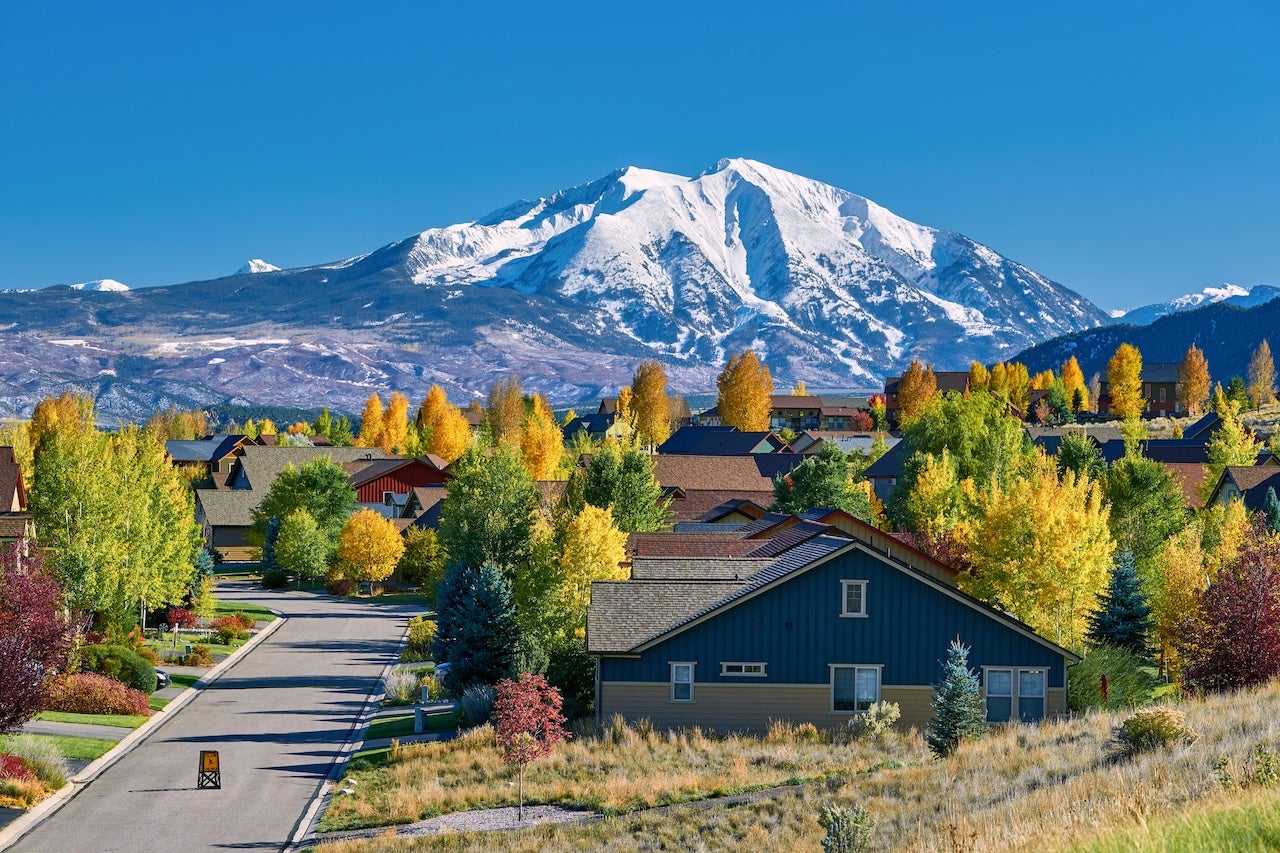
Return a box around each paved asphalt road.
[10,582,417,853]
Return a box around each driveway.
[8,582,418,853]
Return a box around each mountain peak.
[68,278,130,292]
[236,259,281,274]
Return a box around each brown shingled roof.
[587,580,745,654]
[629,558,776,581]
[628,533,762,559]
[1163,462,1209,509]
[653,455,776,492]
[668,488,775,522]
[0,447,26,513]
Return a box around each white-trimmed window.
[720,662,767,677]
[984,667,1047,722]
[830,664,880,713]
[840,580,868,617]
[670,662,694,702]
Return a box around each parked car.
[155,668,171,691]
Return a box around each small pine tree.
[433,562,519,693]
[926,639,987,758]
[1264,487,1280,535]
[1085,550,1153,656]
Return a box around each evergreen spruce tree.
[926,639,987,758]
[433,562,519,693]
[1265,487,1280,535]
[1085,550,1153,656]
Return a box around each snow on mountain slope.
[383,157,1107,382]
[68,278,130,292]
[1115,283,1280,326]
[236,259,281,274]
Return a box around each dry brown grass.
[315,682,1280,852]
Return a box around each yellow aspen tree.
[630,360,672,450]
[1061,356,1089,413]
[716,349,773,431]
[1247,339,1276,409]
[614,386,637,443]
[792,379,808,396]
[988,362,1010,400]
[286,421,311,435]
[1107,343,1145,419]
[521,394,564,480]
[1199,388,1262,502]
[384,392,410,454]
[30,391,94,451]
[1006,362,1031,415]
[1030,369,1056,391]
[555,504,627,636]
[487,375,525,447]
[964,455,1114,648]
[1201,497,1250,577]
[428,405,473,463]
[896,359,937,422]
[337,508,405,583]
[968,361,990,392]
[355,394,384,448]
[257,419,278,436]
[1150,525,1207,684]
[416,385,450,431]
[1176,344,1211,416]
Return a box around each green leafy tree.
[1200,388,1262,503]
[1085,550,1152,656]
[250,456,357,545]
[1102,455,1188,567]
[1224,376,1250,412]
[1067,643,1157,712]
[771,441,872,522]
[398,527,446,605]
[926,639,987,758]
[1264,487,1280,535]
[1056,432,1104,481]
[439,446,541,575]
[274,509,330,585]
[580,447,670,532]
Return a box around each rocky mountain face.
[0,159,1110,420]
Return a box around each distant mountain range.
[1111,283,1280,327]
[0,158,1261,420]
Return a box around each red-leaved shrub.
[44,673,152,716]
[167,608,198,630]
[210,616,249,645]
[0,755,36,783]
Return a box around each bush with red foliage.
[491,673,569,820]
[166,608,198,630]
[210,616,249,645]
[45,672,153,716]
[849,410,875,432]
[0,754,36,784]
[0,542,73,734]
[1183,517,1280,693]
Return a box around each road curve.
[9,582,417,853]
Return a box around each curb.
[0,608,286,852]
[287,618,413,851]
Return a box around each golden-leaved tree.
[554,504,627,636]
[383,392,410,454]
[716,349,773,431]
[964,454,1114,648]
[487,375,525,447]
[416,385,450,431]
[1150,524,1207,683]
[968,361,990,392]
[1177,344,1211,416]
[1199,387,1262,502]
[1247,339,1276,409]
[896,359,937,421]
[520,394,564,480]
[630,360,672,450]
[1061,356,1088,412]
[356,394,384,449]
[337,509,405,583]
[1107,343,1144,419]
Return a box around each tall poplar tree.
[896,359,937,422]
[716,350,773,431]
[1177,344,1211,416]
[520,394,563,480]
[487,375,526,447]
[1107,343,1145,419]
[1247,339,1276,409]
[383,392,411,454]
[630,360,672,450]
[355,394,384,449]
[1062,356,1089,413]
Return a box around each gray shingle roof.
[195,489,259,528]
[587,580,745,654]
[629,558,775,581]
[232,445,396,492]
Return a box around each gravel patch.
[316,805,598,844]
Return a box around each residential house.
[350,455,452,518]
[0,447,34,545]
[562,412,631,444]
[1098,363,1182,416]
[658,426,792,456]
[1207,466,1280,512]
[194,445,397,560]
[769,395,824,432]
[654,454,809,522]
[863,441,907,506]
[588,513,1076,732]
[165,434,257,485]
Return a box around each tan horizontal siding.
[1048,688,1065,716]
[215,546,260,562]
[879,686,935,728]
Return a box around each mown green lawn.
[213,599,277,623]
[35,711,148,729]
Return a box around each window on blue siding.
[671,662,694,702]
[830,665,880,712]
[720,662,766,677]
[985,668,1047,722]
[840,580,868,617]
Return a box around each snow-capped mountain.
[1113,283,1280,326]
[67,278,130,292]
[0,158,1111,418]
[235,259,281,274]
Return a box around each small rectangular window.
[720,662,766,677]
[841,580,868,617]
[831,665,880,712]
[671,662,694,702]
[1159,387,1167,403]
[1018,669,1046,721]
[986,667,1048,722]
[986,668,1013,722]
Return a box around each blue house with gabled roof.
[588,520,1078,733]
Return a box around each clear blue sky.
[2,1,1276,311]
